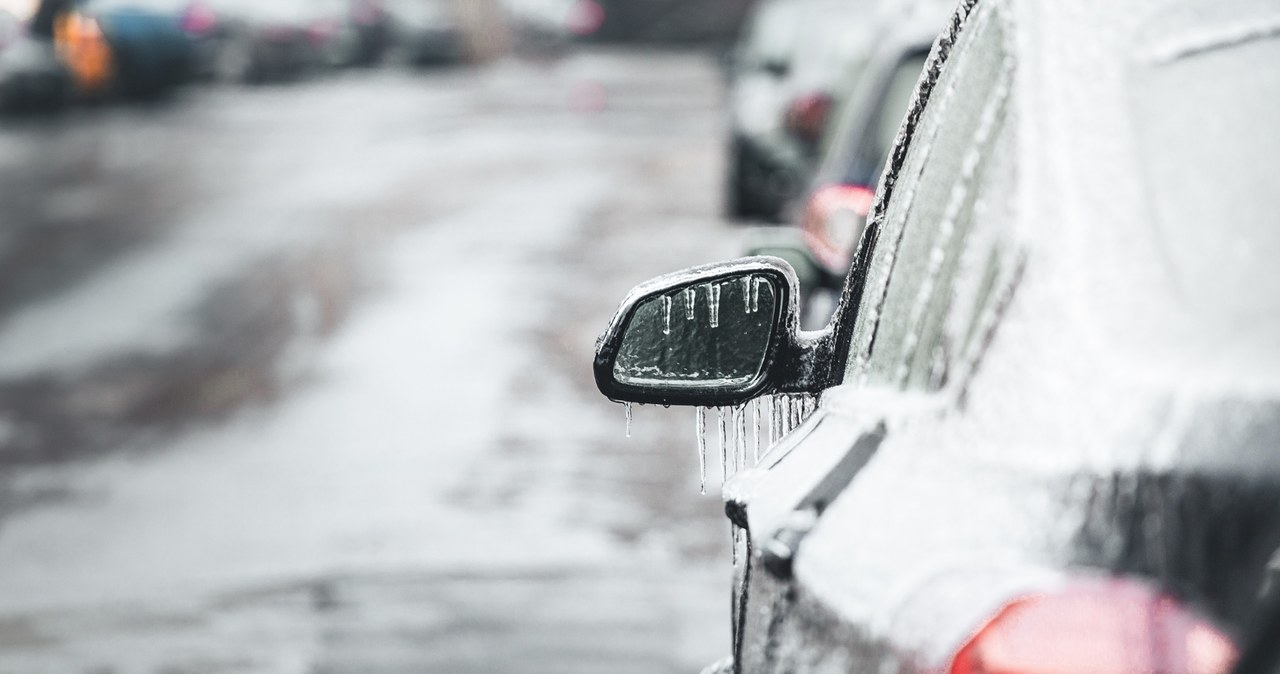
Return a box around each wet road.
[0,51,741,673]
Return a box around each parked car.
[579,0,758,45]
[791,13,937,325]
[0,7,70,111]
[502,0,574,55]
[63,0,199,98]
[384,0,464,66]
[594,1,1280,674]
[183,0,345,83]
[724,0,879,222]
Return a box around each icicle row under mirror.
[686,393,818,492]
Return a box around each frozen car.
[593,0,1280,672]
[724,0,880,222]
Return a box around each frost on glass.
[613,276,777,389]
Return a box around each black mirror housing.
[594,257,834,407]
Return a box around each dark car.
[724,0,880,222]
[384,0,464,66]
[576,0,758,45]
[27,0,197,99]
[594,0,1280,672]
[185,0,347,83]
[71,0,200,97]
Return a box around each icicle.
[709,283,721,328]
[735,404,747,470]
[751,276,762,314]
[721,409,732,483]
[742,276,752,313]
[662,295,672,336]
[731,524,739,565]
[624,402,632,438]
[696,406,707,494]
[752,398,761,465]
[684,287,696,320]
[770,395,781,444]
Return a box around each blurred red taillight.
[307,19,339,46]
[800,183,875,273]
[786,92,833,144]
[181,2,217,36]
[949,579,1238,674]
[566,0,605,36]
[352,0,382,26]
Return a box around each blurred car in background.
[582,0,757,45]
[502,0,574,55]
[724,0,879,222]
[383,0,464,66]
[0,6,70,110]
[182,0,353,83]
[791,10,938,325]
[595,0,1280,673]
[58,0,199,98]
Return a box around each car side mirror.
[594,257,834,407]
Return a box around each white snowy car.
[593,0,1280,671]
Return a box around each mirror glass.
[613,274,778,389]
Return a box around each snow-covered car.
[593,0,1280,671]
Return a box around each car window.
[905,105,1017,391]
[836,49,930,187]
[842,3,1014,389]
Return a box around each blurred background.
[0,0,923,671]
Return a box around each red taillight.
[566,0,605,36]
[181,2,217,36]
[307,19,339,46]
[949,579,1238,674]
[800,183,875,273]
[786,92,833,144]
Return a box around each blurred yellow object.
[54,11,114,94]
